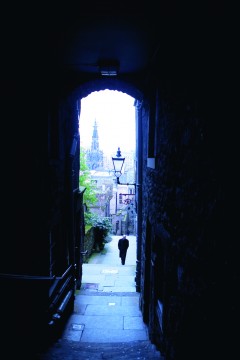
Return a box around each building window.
[119,193,123,204]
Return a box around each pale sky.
[79,90,136,155]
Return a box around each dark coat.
[118,237,129,259]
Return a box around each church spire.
[91,119,99,151]
[86,119,103,170]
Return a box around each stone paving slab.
[101,276,116,286]
[121,296,139,306]
[36,340,163,359]
[75,294,122,305]
[114,276,136,287]
[101,286,136,292]
[124,316,146,330]
[80,328,148,342]
[83,304,142,316]
[65,314,124,330]
[81,274,105,283]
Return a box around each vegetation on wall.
[79,148,97,208]
[80,148,112,251]
[86,213,112,251]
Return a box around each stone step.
[37,340,164,359]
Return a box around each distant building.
[110,182,136,235]
[82,119,136,234]
[85,120,103,170]
[89,170,114,217]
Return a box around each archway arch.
[71,78,144,103]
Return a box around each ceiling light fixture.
[99,60,119,76]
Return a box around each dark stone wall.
[47,94,80,275]
[83,227,95,263]
[139,66,236,359]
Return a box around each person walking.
[118,235,129,265]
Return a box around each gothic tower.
[86,120,104,170]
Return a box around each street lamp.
[112,147,125,184]
[112,147,136,187]
[112,147,137,236]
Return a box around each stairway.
[35,245,164,359]
[37,340,163,359]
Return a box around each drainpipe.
[135,99,143,292]
[68,133,79,271]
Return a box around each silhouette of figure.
[118,235,129,265]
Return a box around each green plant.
[84,211,95,227]
[86,213,112,251]
[79,148,97,207]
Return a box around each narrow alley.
[36,235,163,359]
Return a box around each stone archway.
[71,78,144,103]
[71,77,145,292]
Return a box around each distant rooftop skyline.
[79,90,136,155]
